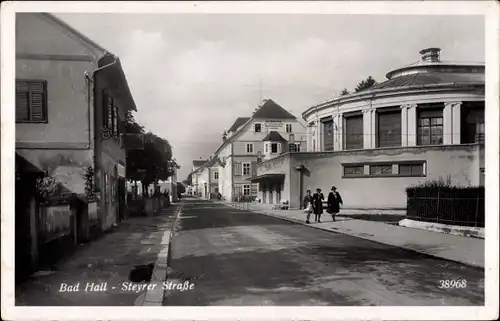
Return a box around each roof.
[228,117,250,133]
[193,159,207,167]
[367,72,484,91]
[45,13,109,54]
[386,61,484,79]
[252,99,296,119]
[262,131,287,142]
[249,173,286,182]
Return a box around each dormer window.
[254,123,262,132]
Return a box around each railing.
[406,192,485,228]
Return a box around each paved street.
[163,198,484,306]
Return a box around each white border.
[1,1,499,320]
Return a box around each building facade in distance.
[214,99,307,201]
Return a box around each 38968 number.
[439,279,467,289]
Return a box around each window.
[286,124,292,133]
[265,143,268,153]
[246,143,254,153]
[16,80,48,122]
[113,105,119,136]
[243,185,251,196]
[288,143,301,152]
[271,143,278,153]
[344,165,364,177]
[399,163,424,176]
[370,165,393,176]
[462,103,485,144]
[254,123,262,132]
[417,107,443,146]
[233,162,242,176]
[377,109,401,147]
[243,163,251,175]
[214,171,219,180]
[344,114,363,150]
[323,119,334,151]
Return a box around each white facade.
[215,104,307,202]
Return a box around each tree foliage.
[177,182,186,194]
[340,88,350,96]
[125,111,174,187]
[183,172,193,186]
[354,76,377,92]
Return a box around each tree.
[340,88,350,96]
[183,172,193,186]
[354,76,377,92]
[124,111,174,195]
[177,182,186,194]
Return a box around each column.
[318,121,324,152]
[370,109,377,148]
[306,126,312,152]
[332,114,343,151]
[400,105,408,146]
[407,104,418,146]
[451,102,462,144]
[443,102,453,145]
[362,108,372,149]
[315,120,320,151]
[338,114,344,151]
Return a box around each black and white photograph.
[1,1,499,320]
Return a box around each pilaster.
[449,101,462,144]
[401,104,418,146]
[443,102,453,145]
[362,108,372,149]
[400,105,408,147]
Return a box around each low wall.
[256,145,481,209]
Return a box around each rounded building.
[254,48,485,210]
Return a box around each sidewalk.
[216,201,484,269]
[15,203,181,306]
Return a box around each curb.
[139,201,184,306]
[219,202,484,270]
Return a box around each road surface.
[163,198,484,306]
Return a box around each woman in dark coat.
[327,186,343,221]
[312,188,324,223]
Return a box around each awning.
[249,173,285,182]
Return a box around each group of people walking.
[303,186,343,224]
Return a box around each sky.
[56,13,485,180]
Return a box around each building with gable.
[212,99,307,202]
[15,13,136,278]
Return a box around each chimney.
[222,130,227,142]
[419,48,441,63]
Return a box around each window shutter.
[113,105,118,135]
[107,97,114,129]
[16,92,29,121]
[102,90,108,126]
[30,92,45,121]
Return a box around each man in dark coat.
[327,186,343,221]
[312,188,324,223]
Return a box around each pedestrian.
[327,186,343,222]
[312,188,324,223]
[303,190,313,224]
